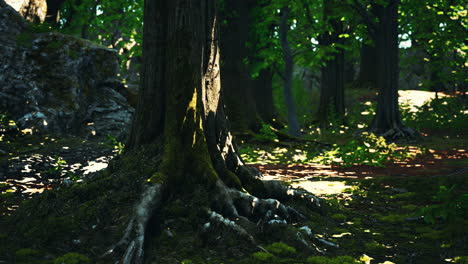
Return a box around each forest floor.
[0,90,467,263]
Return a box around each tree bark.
[220,0,260,132]
[317,0,345,127]
[358,42,378,87]
[369,0,419,141]
[279,7,301,137]
[220,0,278,133]
[253,69,277,124]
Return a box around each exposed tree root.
[102,184,163,264]
[378,125,422,142]
[103,176,326,262]
[368,123,422,143]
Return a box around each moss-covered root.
[103,183,163,264]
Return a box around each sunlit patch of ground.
[290,180,352,196]
[398,90,450,111]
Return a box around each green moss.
[454,256,468,264]
[331,213,347,221]
[53,253,90,264]
[45,40,65,51]
[378,213,408,223]
[351,217,361,225]
[401,204,418,211]
[390,192,417,200]
[15,248,42,260]
[252,252,275,262]
[16,32,34,48]
[307,255,361,264]
[264,242,296,257]
[364,241,386,254]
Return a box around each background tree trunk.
[317,0,345,127]
[253,69,277,124]
[220,0,260,133]
[220,0,278,133]
[45,0,64,24]
[369,0,418,140]
[358,42,378,87]
[279,7,301,137]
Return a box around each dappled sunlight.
[290,180,353,196]
[398,90,452,111]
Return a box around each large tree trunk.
[317,0,345,127]
[119,1,320,262]
[358,42,378,87]
[279,7,301,137]
[220,0,261,133]
[369,0,419,141]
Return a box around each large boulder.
[0,1,134,139]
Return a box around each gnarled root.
[102,183,163,264]
[202,180,325,253]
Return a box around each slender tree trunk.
[253,69,277,124]
[317,0,345,127]
[279,7,301,137]
[369,0,419,140]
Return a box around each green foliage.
[54,253,90,264]
[419,185,468,224]
[239,146,261,163]
[47,155,67,176]
[400,0,466,91]
[57,0,144,73]
[105,134,125,154]
[315,132,410,167]
[402,97,468,133]
[253,123,278,142]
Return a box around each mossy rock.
[53,253,90,264]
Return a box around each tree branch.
[350,0,377,38]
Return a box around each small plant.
[239,146,261,163]
[105,134,125,154]
[253,123,278,142]
[419,185,468,224]
[47,155,67,176]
